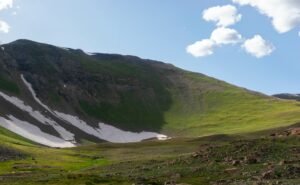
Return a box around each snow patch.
[0,115,75,148]
[84,51,95,56]
[54,111,169,143]
[97,122,169,142]
[0,91,75,142]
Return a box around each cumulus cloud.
[242,35,275,58]
[203,5,242,27]
[0,0,13,34]
[186,27,243,57]
[187,2,282,58]
[211,27,242,45]
[186,39,216,57]
[0,20,9,33]
[0,0,12,11]
[233,0,300,33]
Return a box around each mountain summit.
[0,39,300,147]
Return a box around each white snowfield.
[0,115,75,148]
[0,74,169,148]
[0,91,75,142]
[54,111,169,143]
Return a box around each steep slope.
[0,39,300,146]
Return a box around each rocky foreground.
[78,131,300,185]
[0,129,299,185]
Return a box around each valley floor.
[0,125,300,185]
[0,128,300,185]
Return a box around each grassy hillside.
[1,39,300,139]
[163,72,300,136]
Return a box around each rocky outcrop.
[271,127,300,137]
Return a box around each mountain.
[0,39,300,147]
[273,93,300,101]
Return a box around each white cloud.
[233,0,300,33]
[0,20,9,33]
[186,28,242,57]
[242,35,275,58]
[210,27,242,45]
[0,0,13,33]
[203,5,242,27]
[186,39,216,57]
[0,0,13,11]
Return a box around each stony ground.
[0,128,299,185]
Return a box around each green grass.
[79,93,167,132]
[0,76,20,94]
[48,92,62,103]
[0,127,36,147]
[162,72,300,137]
[75,55,172,132]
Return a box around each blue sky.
[1,0,300,95]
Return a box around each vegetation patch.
[0,146,26,162]
[0,76,20,94]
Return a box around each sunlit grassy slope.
[161,71,300,137]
